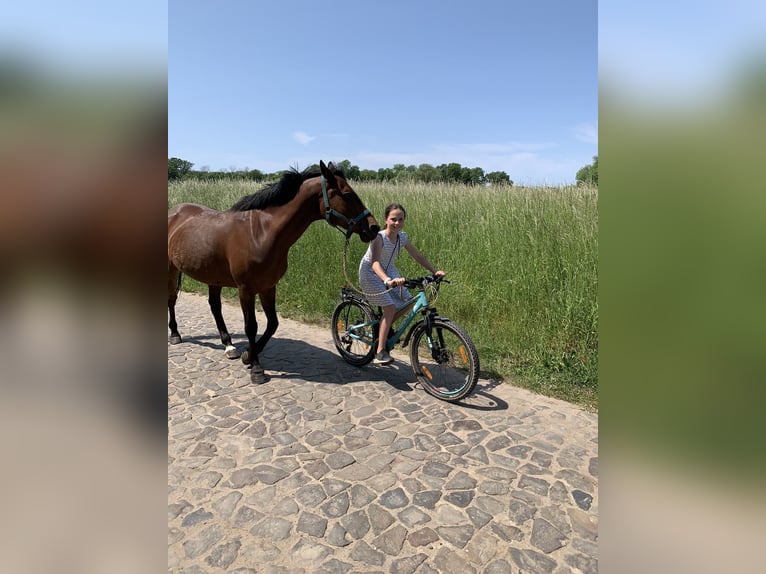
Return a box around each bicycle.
[331,275,480,402]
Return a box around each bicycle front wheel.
[409,318,480,402]
[331,299,377,366]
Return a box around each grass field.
[168,179,598,410]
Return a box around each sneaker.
[374,351,393,365]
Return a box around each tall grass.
[168,179,598,409]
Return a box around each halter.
[321,174,393,298]
[321,175,371,239]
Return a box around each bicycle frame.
[385,290,430,351]
[343,288,431,352]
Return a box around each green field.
[168,179,598,410]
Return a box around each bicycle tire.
[409,318,479,402]
[331,299,377,366]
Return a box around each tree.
[377,167,394,181]
[443,162,464,183]
[463,167,485,185]
[576,155,598,186]
[246,169,264,181]
[486,171,512,185]
[168,157,193,181]
[336,159,361,180]
[336,159,352,175]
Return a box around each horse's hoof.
[225,345,240,359]
[169,335,182,345]
[241,351,250,365]
[251,365,267,384]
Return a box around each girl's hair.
[384,203,407,220]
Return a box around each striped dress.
[358,231,412,307]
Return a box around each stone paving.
[168,293,598,573]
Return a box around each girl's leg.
[378,304,396,353]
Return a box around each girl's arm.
[404,242,444,277]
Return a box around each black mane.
[229,165,346,212]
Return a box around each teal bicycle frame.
[344,286,433,352]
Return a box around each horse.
[168,160,380,383]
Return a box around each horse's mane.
[229,165,346,212]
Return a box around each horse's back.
[168,202,226,239]
[168,202,216,221]
[168,203,242,285]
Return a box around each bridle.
[320,174,394,298]
[321,175,371,239]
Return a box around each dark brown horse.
[168,160,379,382]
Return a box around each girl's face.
[385,209,405,233]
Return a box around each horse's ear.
[319,160,337,186]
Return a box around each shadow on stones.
[174,334,229,351]
[173,334,510,411]
[174,334,414,393]
[262,336,414,392]
[448,387,509,412]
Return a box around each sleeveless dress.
[358,231,412,307]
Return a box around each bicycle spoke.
[331,299,376,366]
[410,320,479,402]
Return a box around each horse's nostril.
[370,225,380,234]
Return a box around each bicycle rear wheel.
[331,299,376,366]
[409,318,479,402]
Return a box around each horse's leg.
[253,287,279,355]
[238,286,265,383]
[168,265,182,344]
[208,285,240,359]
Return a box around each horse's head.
[319,160,380,242]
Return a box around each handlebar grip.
[402,274,449,288]
[425,274,448,284]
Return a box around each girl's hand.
[434,270,446,278]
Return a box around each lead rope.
[341,238,441,304]
[342,237,399,299]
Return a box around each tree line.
[575,156,598,186]
[169,158,513,186]
[169,155,598,186]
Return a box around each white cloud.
[432,141,557,154]
[348,141,582,185]
[352,141,557,172]
[574,122,598,144]
[293,131,316,145]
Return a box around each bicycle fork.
[402,308,444,363]
[413,308,446,363]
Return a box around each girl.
[358,203,445,364]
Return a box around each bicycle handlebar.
[402,274,450,289]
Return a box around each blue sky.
[169,0,598,185]
[4,2,763,185]
[0,0,167,74]
[599,0,766,105]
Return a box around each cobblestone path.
[168,293,598,573]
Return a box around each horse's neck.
[259,183,321,247]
